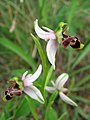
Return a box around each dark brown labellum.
[5,95,12,100]
[62,31,81,49]
[62,37,74,48]
[3,81,22,101]
[70,37,80,48]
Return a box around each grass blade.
[78,107,88,119]
[25,96,39,120]
[76,74,90,87]
[0,37,36,69]
[44,91,58,120]
[58,112,67,120]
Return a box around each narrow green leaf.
[72,65,90,75]
[58,112,67,120]
[72,95,90,104]
[76,74,90,87]
[44,66,54,89]
[0,37,36,69]
[72,108,79,120]
[15,98,30,118]
[25,96,39,120]
[72,84,90,92]
[38,0,43,7]
[67,0,78,25]
[31,34,47,69]
[31,34,48,92]
[78,107,88,119]
[46,108,57,120]
[67,0,78,35]
[44,91,58,120]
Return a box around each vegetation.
[0,0,90,120]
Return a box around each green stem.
[44,66,54,89]
[44,91,58,120]
[25,96,39,120]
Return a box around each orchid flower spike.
[46,73,77,106]
[34,19,57,69]
[22,64,44,104]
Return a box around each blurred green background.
[0,0,90,120]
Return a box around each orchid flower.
[21,64,44,104]
[34,19,57,69]
[34,19,84,69]
[3,65,44,104]
[46,73,77,106]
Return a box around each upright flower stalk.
[46,73,77,106]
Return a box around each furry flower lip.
[3,65,44,104]
[62,30,84,49]
[34,19,84,69]
[3,81,22,101]
[46,73,77,106]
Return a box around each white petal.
[29,64,42,82]
[24,85,44,104]
[61,88,68,92]
[42,26,53,32]
[46,86,56,93]
[56,73,69,88]
[23,74,32,85]
[26,74,32,79]
[23,65,42,86]
[59,92,77,106]
[21,71,28,81]
[34,19,56,41]
[46,39,57,69]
